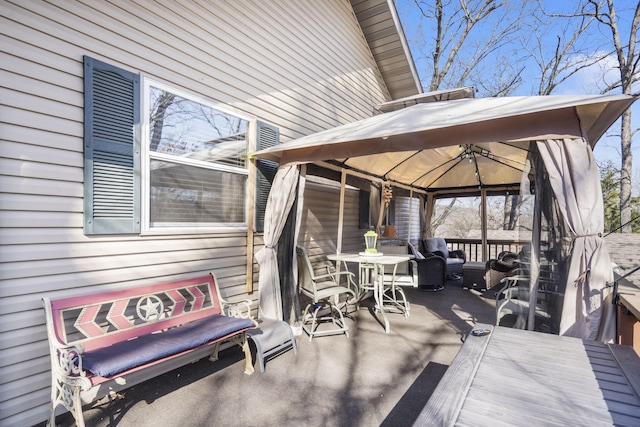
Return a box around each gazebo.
[253,92,637,342]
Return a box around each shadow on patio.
[48,281,496,427]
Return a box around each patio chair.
[382,242,446,291]
[296,246,357,341]
[417,253,448,290]
[495,274,529,329]
[421,237,466,278]
[375,244,411,316]
[484,251,519,290]
[495,270,553,330]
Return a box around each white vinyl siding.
[0,1,389,425]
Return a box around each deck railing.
[445,238,531,263]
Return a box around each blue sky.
[395,0,639,191]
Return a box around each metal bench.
[42,273,257,427]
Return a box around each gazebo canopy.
[255,94,635,194]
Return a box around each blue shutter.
[83,56,141,234]
[255,121,279,232]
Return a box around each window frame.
[140,77,254,233]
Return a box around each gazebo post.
[481,188,488,262]
[337,169,347,255]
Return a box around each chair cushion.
[82,314,255,378]
[424,238,449,258]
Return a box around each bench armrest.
[42,297,92,389]
[221,298,254,320]
[50,343,92,390]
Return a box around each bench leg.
[241,334,254,375]
[207,334,254,375]
[208,342,222,362]
[48,377,86,427]
[72,384,86,427]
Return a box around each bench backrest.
[44,274,223,352]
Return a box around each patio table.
[414,324,640,426]
[327,252,411,333]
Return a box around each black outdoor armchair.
[407,242,447,291]
[421,237,466,277]
[376,242,447,291]
[415,254,447,291]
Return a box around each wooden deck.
[414,324,640,426]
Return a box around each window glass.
[150,160,246,226]
[145,84,250,228]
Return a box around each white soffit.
[350,0,422,100]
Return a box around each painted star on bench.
[136,295,164,321]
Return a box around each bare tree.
[430,198,458,235]
[503,194,519,229]
[471,58,524,97]
[149,91,176,152]
[407,0,534,235]
[529,2,604,95]
[493,2,602,230]
[410,0,530,95]
[587,0,640,232]
[528,1,639,232]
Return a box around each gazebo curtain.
[256,164,301,320]
[536,137,615,342]
[369,184,380,231]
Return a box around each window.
[83,56,278,235]
[143,81,250,229]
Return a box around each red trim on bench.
[166,289,187,316]
[75,305,104,338]
[189,285,206,311]
[49,275,221,310]
[49,275,224,351]
[106,299,134,330]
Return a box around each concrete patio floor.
[49,281,497,427]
